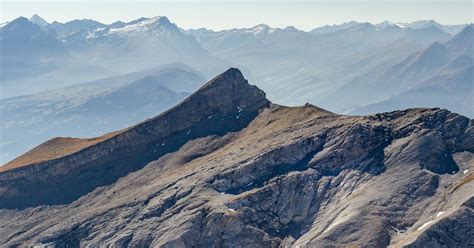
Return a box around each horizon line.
[4,14,472,32]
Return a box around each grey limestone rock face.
[0,68,472,247]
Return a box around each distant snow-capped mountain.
[1,15,471,119]
[398,20,442,29]
[63,16,187,46]
[188,20,454,109]
[375,21,400,28]
[309,21,451,45]
[107,16,177,36]
[0,17,63,55]
[186,24,284,51]
[46,19,106,37]
[397,20,467,35]
[310,20,466,36]
[310,21,362,35]
[0,17,67,91]
[60,16,227,78]
[0,16,227,98]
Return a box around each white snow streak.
[417,220,433,231]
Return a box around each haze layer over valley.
[1,0,473,245]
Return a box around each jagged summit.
[140,67,270,128]
[0,16,59,48]
[29,14,49,27]
[155,16,171,25]
[2,17,35,30]
[200,67,246,88]
[108,16,179,35]
[0,68,270,208]
[376,20,400,28]
[1,68,268,172]
[199,67,255,91]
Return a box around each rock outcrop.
[0,68,473,247]
[0,68,270,209]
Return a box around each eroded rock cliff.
[0,68,472,247]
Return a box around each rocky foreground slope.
[0,68,473,247]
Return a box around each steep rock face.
[0,68,270,209]
[0,69,473,247]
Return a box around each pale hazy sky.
[1,0,472,31]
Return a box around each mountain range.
[0,68,472,247]
[2,15,469,100]
[186,19,470,116]
[350,28,473,117]
[1,16,226,98]
[0,64,204,164]
[325,24,474,116]
[0,15,472,166]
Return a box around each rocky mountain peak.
[156,16,171,25]
[182,67,270,113]
[29,14,49,28]
[0,16,58,46]
[2,17,38,32]
[0,68,270,209]
[0,68,472,247]
[200,67,251,91]
[447,24,473,53]
[376,20,399,28]
[106,16,179,36]
[202,67,244,86]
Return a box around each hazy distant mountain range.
[349,25,473,116]
[0,15,472,163]
[0,13,473,247]
[187,20,471,118]
[0,16,226,98]
[0,64,204,163]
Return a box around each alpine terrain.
[0,68,473,247]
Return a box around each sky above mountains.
[2,0,472,31]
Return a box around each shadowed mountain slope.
[0,68,270,208]
[0,68,473,247]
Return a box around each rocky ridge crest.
[0,68,472,247]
